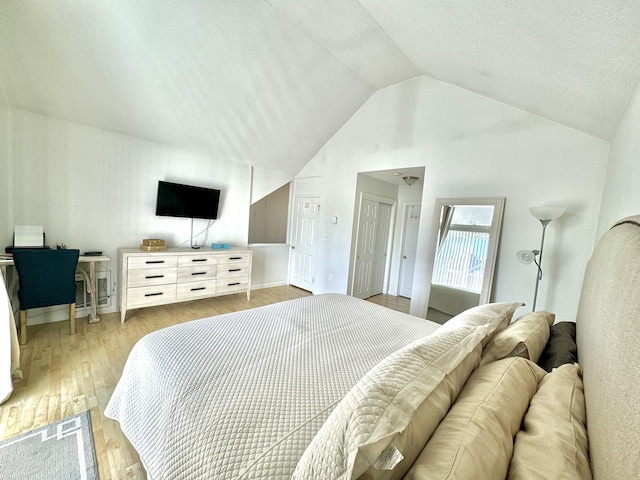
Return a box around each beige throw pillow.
[404,357,546,480]
[480,311,555,366]
[292,302,523,480]
[508,363,591,480]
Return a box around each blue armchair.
[12,249,80,344]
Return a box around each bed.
[105,215,640,479]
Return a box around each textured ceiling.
[1,1,639,176]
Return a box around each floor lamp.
[517,206,565,311]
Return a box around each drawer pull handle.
[191,287,206,291]
[191,272,206,276]
[192,259,207,262]
[146,260,165,264]
[145,292,164,297]
[228,282,240,286]
[229,268,241,272]
[229,257,242,260]
[146,275,164,279]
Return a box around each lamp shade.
[517,250,538,264]
[529,206,565,221]
[402,176,419,186]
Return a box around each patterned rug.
[0,410,98,479]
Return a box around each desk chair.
[12,249,80,345]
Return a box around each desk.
[0,254,109,323]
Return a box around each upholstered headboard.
[576,215,640,479]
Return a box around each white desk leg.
[88,261,100,323]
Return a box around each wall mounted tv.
[155,181,221,220]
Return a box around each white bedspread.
[105,294,440,479]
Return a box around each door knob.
[403,255,407,259]
[291,245,296,249]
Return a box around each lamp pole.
[532,219,551,311]
[527,206,565,311]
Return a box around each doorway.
[349,167,425,310]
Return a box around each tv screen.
[155,181,221,220]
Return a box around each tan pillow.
[404,357,546,480]
[508,363,591,480]
[480,311,555,366]
[292,302,523,480]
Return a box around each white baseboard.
[23,304,117,326]
[250,281,288,290]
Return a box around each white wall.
[0,108,12,241]
[596,81,640,239]
[249,244,290,289]
[1,104,252,322]
[296,76,610,320]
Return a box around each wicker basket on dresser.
[118,247,252,323]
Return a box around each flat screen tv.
[155,181,221,220]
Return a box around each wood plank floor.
[0,288,409,479]
[365,293,411,314]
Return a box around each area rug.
[0,410,98,479]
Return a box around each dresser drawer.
[126,284,177,307]
[177,265,217,283]
[218,253,251,264]
[216,277,249,294]
[178,254,218,267]
[128,255,178,269]
[128,267,177,287]
[216,262,250,279]
[177,280,217,300]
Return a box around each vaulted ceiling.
[1,1,639,176]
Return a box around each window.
[432,205,494,293]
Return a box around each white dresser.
[118,247,252,323]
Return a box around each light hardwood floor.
[0,287,409,479]
[365,293,411,314]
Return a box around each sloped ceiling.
[1,1,639,177]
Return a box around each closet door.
[399,204,421,298]
[353,198,378,299]
[353,198,393,299]
[370,202,392,296]
[289,196,319,292]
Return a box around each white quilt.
[105,294,440,479]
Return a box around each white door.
[289,196,319,292]
[370,203,392,296]
[353,198,394,299]
[353,199,378,299]
[399,204,421,298]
